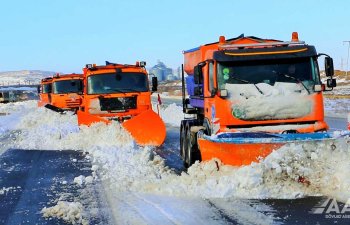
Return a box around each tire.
[180,121,189,168]
[185,122,200,168]
[180,121,186,160]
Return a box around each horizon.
[0,0,350,73]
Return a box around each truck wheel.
[185,123,200,168]
[180,121,186,161]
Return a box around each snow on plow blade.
[77,109,166,146]
[197,132,337,166]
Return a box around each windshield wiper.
[109,89,127,94]
[120,88,141,93]
[230,76,264,95]
[274,72,310,94]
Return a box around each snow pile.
[261,138,350,202]
[74,175,94,186]
[226,83,312,120]
[134,137,349,201]
[41,201,88,225]
[156,103,184,126]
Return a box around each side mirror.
[194,65,203,84]
[37,86,41,94]
[325,57,334,77]
[152,77,158,92]
[327,78,336,88]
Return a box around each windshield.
[42,84,52,93]
[53,79,82,94]
[87,72,149,94]
[217,57,320,93]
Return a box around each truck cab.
[38,77,53,107]
[50,73,83,111]
[78,61,153,122]
[77,61,166,146]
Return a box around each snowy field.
[324,97,350,118]
[0,100,350,224]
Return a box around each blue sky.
[0,0,349,73]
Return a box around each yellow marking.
[225,48,308,56]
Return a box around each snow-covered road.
[0,100,350,224]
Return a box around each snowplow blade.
[123,109,166,146]
[77,110,110,126]
[77,109,166,146]
[197,132,336,166]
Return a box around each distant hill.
[0,70,57,86]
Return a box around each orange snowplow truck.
[77,61,166,146]
[49,73,83,111]
[180,32,337,167]
[38,77,53,107]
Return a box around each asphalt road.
[0,149,110,225]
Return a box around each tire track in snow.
[133,193,179,225]
[209,199,281,225]
[108,192,151,225]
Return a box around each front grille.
[65,99,80,107]
[99,96,137,111]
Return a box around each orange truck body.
[180,32,336,167]
[38,77,53,107]
[50,73,83,110]
[77,62,166,146]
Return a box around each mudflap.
[197,132,341,166]
[77,110,110,126]
[44,104,65,113]
[123,109,166,146]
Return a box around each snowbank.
[155,102,184,127]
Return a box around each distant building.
[149,60,178,81]
[166,74,177,81]
[176,66,182,79]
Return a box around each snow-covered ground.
[0,100,350,224]
[324,98,350,118]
